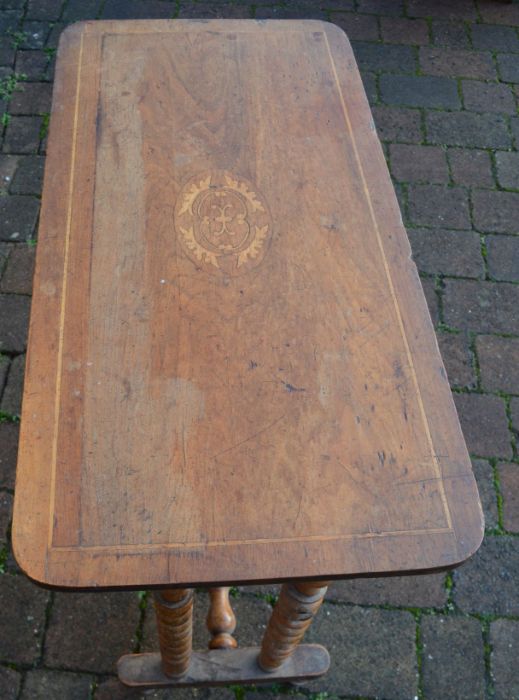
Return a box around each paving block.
[408,228,483,277]
[3,116,42,154]
[19,21,50,49]
[389,144,448,184]
[408,185,470,229]
[45,591,141,673]
[407,0,477,20]
[511,397,519,432]
[380,73,460,109]
[0,1,24,11]
[0,241,7,270]
[0,490,12,544]
[0,9,20,35]
[499,463,519,532]
[491,618,519,700]
[0,243,35,292]
[448,148,494,187]
[420,47,496,78]
[9,81,52,115]
[510,116,519,150]
[473,189,519,234]
[0,35,14,66]
[471,23,519,52]
[453,393,512,459]
[360,70,377,105]
[431,19,470,48]
[437,331,477,389]
[420,276,439,325]
[10,154,44,195]
[372,105,422,143]
[101,0,177,19]
[0,573,50,664]
[454,535,519,614]
[0,666,21,700]
[462,80,516,114]
[472,458,499,530]
[352,41,417,73]
[330,12,380,40]
[62,0,103,22]
[20,669,93,700]
[380,16,429,44]
[422,615,485,700]
[237,582,280,598]
[44,22,64,48]
[180,3,251,19]
[96,678,234,699]
[357,0,403,15]
[0,294,30,352]
[495,151,519,190]
[0,345,7,378]
[14,50,50,80]
[443,279,519,334]
[0,352,24,415]
[327,572,447,608]
[479,1,519,26]
[426,111,511,149]
[26,0,63,21]
[497,52,519,83]
[0,421,18,488]
[0,154,20,192]
[477,334,519,393]
[305,604,418,699]
[0,194,39,241]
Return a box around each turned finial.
[206,587,238,649]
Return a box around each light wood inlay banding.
[12,19,483,591]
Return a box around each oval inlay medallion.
[174,171,272,275]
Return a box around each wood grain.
[154,589,194,677]
[118,644,330,687]
[12,19,483,589]
[207,588,238,650]
[259,582,329,671]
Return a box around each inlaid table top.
[13,19,483,589]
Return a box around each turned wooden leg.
[207,587,238,649]
[258,581,329,672]
[154,588,194,678]
[118,581,331,687]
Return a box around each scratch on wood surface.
[337,459,378,501]
[212,413,286,460]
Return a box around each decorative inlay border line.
[48,29,85,548]
[53,526,455,553]
[48,28,453,553]
[322,31,453,531]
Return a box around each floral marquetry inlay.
[174,171,272,275]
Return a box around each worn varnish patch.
[12,20,483,589]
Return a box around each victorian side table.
[12,19,484,689]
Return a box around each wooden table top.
[13,19,483,589]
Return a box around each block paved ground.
[1,0,519,698]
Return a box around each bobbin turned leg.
[154,588,194,677]
[258,581,329,672]
[207,587,238,649]
[117,581,330,687]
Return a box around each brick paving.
[0,0,518,697]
